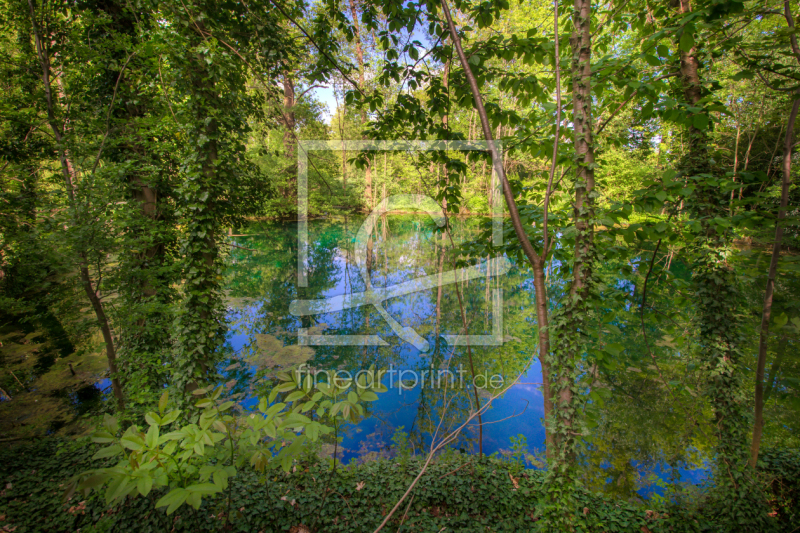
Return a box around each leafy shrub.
[65,368,385,520]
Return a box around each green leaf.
[160,410,181,426]
[732,70,754,81]
[266,402,286,416]
[643,54,660,67]
[145,413,161,427]
[187,483,221,495]
[285,390,305,402]
[275,382,297,393]
[137,475,153,496]
[156,488,189,514]
[159,391,169,414]
[120,433,145,451]
[213,469,229,490]
[692,114,709,130]
[146,425,160,449]
[187,491,202,510]
[679,31,695,52]
[102,414,119,435]
[93,444,123,460]
[218,401,235,411]
[360,391,379,402]
[92,431,115,444]
[604,343,624,356]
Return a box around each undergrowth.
[0,438,797,532]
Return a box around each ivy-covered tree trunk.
[95,0,177,403]
[673,1,769,528]
[542,0,597,526]
[171,19,227,397]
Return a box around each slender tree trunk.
[282,70,298,204]
[440,0,556,458]
[283,71,296,159]
[349,0,371,207]
[27,0,124,410]
[750,98,799,467]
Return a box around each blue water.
[222,216,710,499]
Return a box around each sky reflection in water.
[223,215,708,499]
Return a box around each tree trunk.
[27,0,124,410]
[440,0,555,458]
[283,71,296,159]
[750,98,799,467]
[348,0,371,207]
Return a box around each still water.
[221,214,779,499]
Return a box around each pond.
[222,213,795,500]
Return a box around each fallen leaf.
[508,473,519,490]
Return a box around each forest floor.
[0,438,796,533]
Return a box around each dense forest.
[1,0,800,531]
